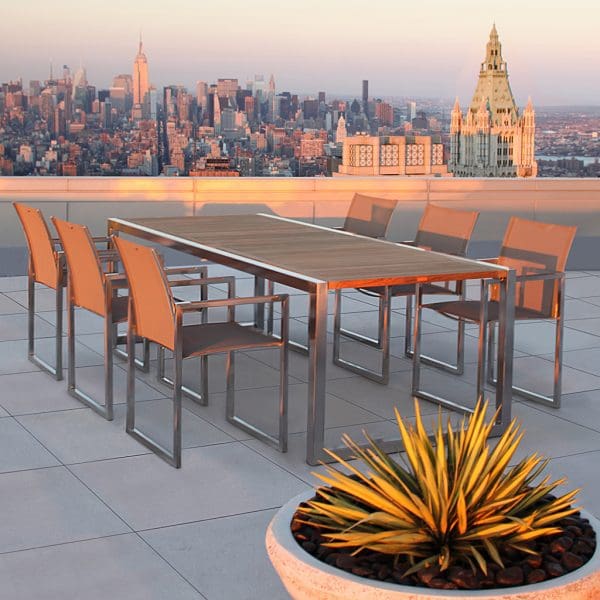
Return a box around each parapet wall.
[1,176,599,273]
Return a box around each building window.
[349,144,373,167]
[380,144,400,167]
[406,144,425,166]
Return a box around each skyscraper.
[133,35,149,107]
[449,25,537,177]
[362,80,368,117]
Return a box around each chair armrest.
[165,265,208,276]
[167,275,235,288]
[105,272,128,291]
[514,271,565,284]
[176,294,288,313]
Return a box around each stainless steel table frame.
[108,214,515,465]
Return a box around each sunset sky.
[1,0,598,105]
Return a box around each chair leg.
[66,298,114,420]
[405,294,465,376]
[172,347,183,468]
[411,284,476,416]
[157,347,208,406]
[27,274,64,380]
[487,315,563,408]
[103,315,114,421]
[475,297,489,404]
[333,288,391,384]
[336,290,383,349]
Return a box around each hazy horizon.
[2,0,599,105]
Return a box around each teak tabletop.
[109,214,505,289]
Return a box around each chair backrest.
[414,204,479,256]
[496,217,577,317]
[112,236,176,351]
[13,203,59,288]
[342,193,397,238]
[51,217,106,316]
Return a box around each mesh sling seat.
[113,236,289,468]
[412,216,577,411]
[333,204,479,384]
[266,193,398,352]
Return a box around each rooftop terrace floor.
[1,267,600,599]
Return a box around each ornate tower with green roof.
[449,25,537,177]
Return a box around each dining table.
[108,213,516,465]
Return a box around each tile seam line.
[16,417,209,598]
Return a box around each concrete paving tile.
[564,275,600,299]
[0,294,26,315]
[70,443,308,531]
[5,287,65,312]
[0,371,86,415]
[533,389,600,433]
[70,363,167,407]
[0,533,203,600]
[509,403,600,462]
[187,382,383,441]
[558,347,600,377]
[564,298,600,320]
[513,355,600,395]
[0,276,28,292]
[0,417,59,473]
[0,313,55,341]
[0,466,130,553]
[548,450,600,520]
[566,317,600,337]
[509,320,600,354]
[142,510,289,600]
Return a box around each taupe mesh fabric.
[492,217,576,318]
[414,204,479,255]
[52,218,106,316]
[113,237,176,351]
[343,193,397,238]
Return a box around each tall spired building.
[133,35,149,108]
[449,25,537,177]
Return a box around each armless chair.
[13,203,66,380]
[266,193,398,352]
[412,216,576,411]
[333,204,479,384]
[52,217,140,419]
[113,236,289,468]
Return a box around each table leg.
[306,283,328,465]
[254,276,265,329]
[494,269,515,433]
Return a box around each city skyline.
[1,0,599,105]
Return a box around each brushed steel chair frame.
[412,216,576,410]
[412,272,566,411]
[333,205,478,384]
[116,237,289,468]
[156,274,235,405]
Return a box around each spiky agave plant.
[295,400,579,576]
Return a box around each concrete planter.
[266,490,600,600]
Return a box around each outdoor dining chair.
[113,236,290,468]
[333,204,479,384]
[13,203,66,380]
[14,202,122,380]
[412,216,577,410]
